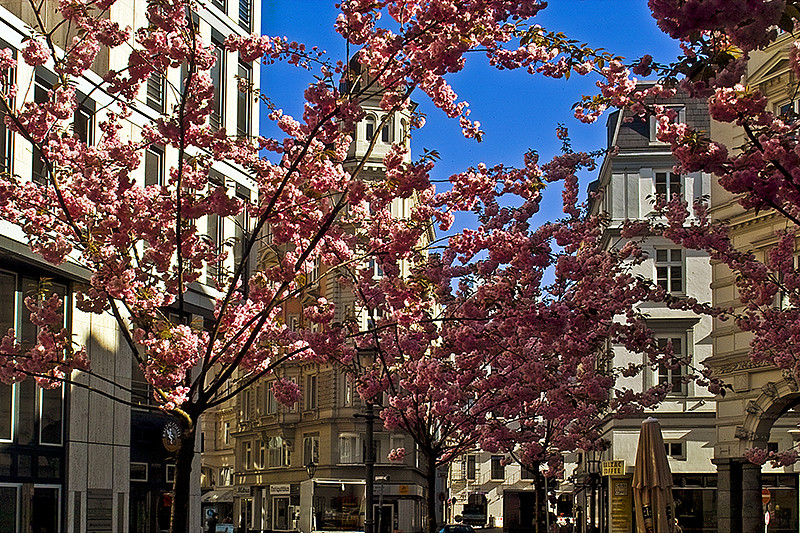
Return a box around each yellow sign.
[398,485,409,495]
[602,460,626,476]
[610,479,631,533]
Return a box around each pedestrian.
[206,511,218,533]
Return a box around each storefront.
[297,479,424,533]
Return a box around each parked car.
[438,524,476,533]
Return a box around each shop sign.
[234,486,252,497]
[399,485,409,495]
[271,484,291,495]
[602,460,625,476]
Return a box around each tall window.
[657,336,687,395]
[265,381,277,414]
[268,436,290,467]
[490,456,505,480]
[655,171,681,200]
[381,116,392,143]
[466,455,476,480]
[339,433,360,464]
[144,145,164,186]
[237,62,252,137]
[365,116,376,141]
[305,374,317,410]
[243,441,252,470]
[655,249,684,294]
[32,74,50,185]
[303,433,320,465]
[238,0,251,30]
[146,72,165,113]
[210,34,225,132]
[0,41,14,175]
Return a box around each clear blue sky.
[260,1,680,226]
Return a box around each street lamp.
[306,460,317,479]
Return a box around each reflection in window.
[39,387,62,445]
[314,483,364,531]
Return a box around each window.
[166,463,176,483]
[268,436,290,467]
[241,389,252,420]
[649,106,685,141]
[0,41,14,175]
[266,381,277,414]
[39,387,63,445]
[238,0,251,30]
[305,374,317,410]
[343,376,353,407]
[655,171,681,200]
[206,213,224,284]
[0,383,11,441]
[303,433,320,465]
[73,96,95,145]
[243,441,252,470]
[224,421,231,445]
[237,62,252,137]
[657,336,687,395]
[664,441,686,460]
[381,116,392,143]
[144,145,164,187]
[233,184,251,280]
[655,248,683,294]
[32,74,51,185]
[211,0,225,12]
[131,462,148,481]
[339,433,360,464]
[220,466,232,486]
[365,116,376,141]
[466,455,476,480]
[779,100,799,119]
[490,456,505,480]
[146,72,165,112]
[257,440,266,469]
[210,34,225,132]
[521,465,536,480]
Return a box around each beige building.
[201,67,431,533]
[707,31,800,533]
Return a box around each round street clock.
[162,420,182,452]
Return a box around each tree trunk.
[170,414,197,533]
[426,452,438,533]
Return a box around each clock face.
[162,420,182,452]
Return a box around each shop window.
[0,484,19,531]
[32,485,60,533]
[655,248,684,294]
[490,456,505,480]
[657,336,687,395]
[131,462,148,482]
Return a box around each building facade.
[200,67,430,533]
[576,88,717,533]
[0,0,260,529]
[707,31,800,533]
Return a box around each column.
[712,458,740,533]
[741,461,763,532]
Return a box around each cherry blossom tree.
[0,0,756,532]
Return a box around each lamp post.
[586,452,602,533]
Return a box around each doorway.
[375,504,393,533]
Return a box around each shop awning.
[202,489,233,503]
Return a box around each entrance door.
[274,496,290,530]
[241,498,253,533]
[374,504,393,533]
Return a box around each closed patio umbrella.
[632,417,676,533]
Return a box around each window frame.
[649,106,686,143]
[490,455,505,480]
[654,248,685,295]
[656,335,688,396]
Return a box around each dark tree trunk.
[170,414,198,533]
[426,452,438,533]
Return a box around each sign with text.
[602,460,626,476]
[271,484,291,495]
[233,486,252,497]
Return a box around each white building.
[0,0,260,529]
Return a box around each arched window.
[381,115,393,143]
[365,116,376,141]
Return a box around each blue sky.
[260,1,680,226]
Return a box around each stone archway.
[713,363,800,533]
